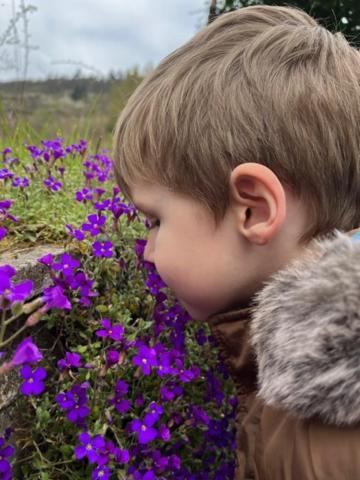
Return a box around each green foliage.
[0,137,106,249]
[210,0,360,46]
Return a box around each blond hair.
[113,5,360,243]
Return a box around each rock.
[0,244,65,295]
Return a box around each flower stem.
[0,323,28,348]
[0,308,7,345]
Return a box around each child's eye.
[149,219,160,230]
[145,218,160,230]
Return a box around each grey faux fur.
[250,229,360,426]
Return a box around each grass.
[0,122,114,252]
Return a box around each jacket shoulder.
[251,229,360,426]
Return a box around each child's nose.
[143,239,155,264]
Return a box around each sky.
[0,0,209,81]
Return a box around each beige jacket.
[207,228,360,480]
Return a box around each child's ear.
[229,163,286,245]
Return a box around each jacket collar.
[210,228,360,426]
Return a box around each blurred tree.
[207,0,360,46]
[106,67,144,132]
[71,83,88,102]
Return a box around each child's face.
[129,180,278,321]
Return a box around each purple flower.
[175,362,200,383]
[43,175,62,191]
[92,241,113,258]
[160,383,183,402]
[0,437,14,480]
[57,352,83,371]
[135,394,145,407]
[134,239,146,259]
[0,265,15,280]
[0,265,33,308]
[129,415,158,444]
[75,188,93,203]
[74,432,105,464]
[106,349,119,367]
[0,200,12,210]
[42,285,72,310]
[2,147,12,158]
[0,169,14,181]
[81,214,106,236]
[195,327,207,346]
[0,227,6,241]
[152,450,169,469]
[19,365,47,396]
[94,199,111,211]
[10,337,43,366]
[12,176,29,188]
[169,454,181,470]
[56,383,90,425]
[4,279,33,304]
[158,424,171,441]
[93,187,106,198]
[65,224,85,241]
[68,272,97,306]
[52,253,80,276]
[92,466,111,480]
[146,402,163,423]
[190,405,210,425]
[156,352,176,377]
[108,379,131,413]
[95,318,124,342]
[38,253,54,266]
[132,345,157,375]
[111,397,131,414]
[205,371,224,407]
[114,448,130,464]
[131,470,156,480]
[114,379,128,396]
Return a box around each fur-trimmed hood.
[250,228,360,426]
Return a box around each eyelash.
[145,218,160,230]
[148,219,160,230]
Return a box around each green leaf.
[11,301,23,317]
[59,444,73,457]
[96,304,108,313]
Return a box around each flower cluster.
[0,138,237,479]
[56,382,91,426]
[0,200,18,241]
[0,265,33,310]
[38,252,97,309]
[0,429,14,480]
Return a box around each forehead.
[128,181,168,211]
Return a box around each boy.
[113,5,360,479]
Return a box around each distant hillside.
[0,76,113,97]
[0,72,143,141]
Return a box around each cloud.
[0,0,209,80]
